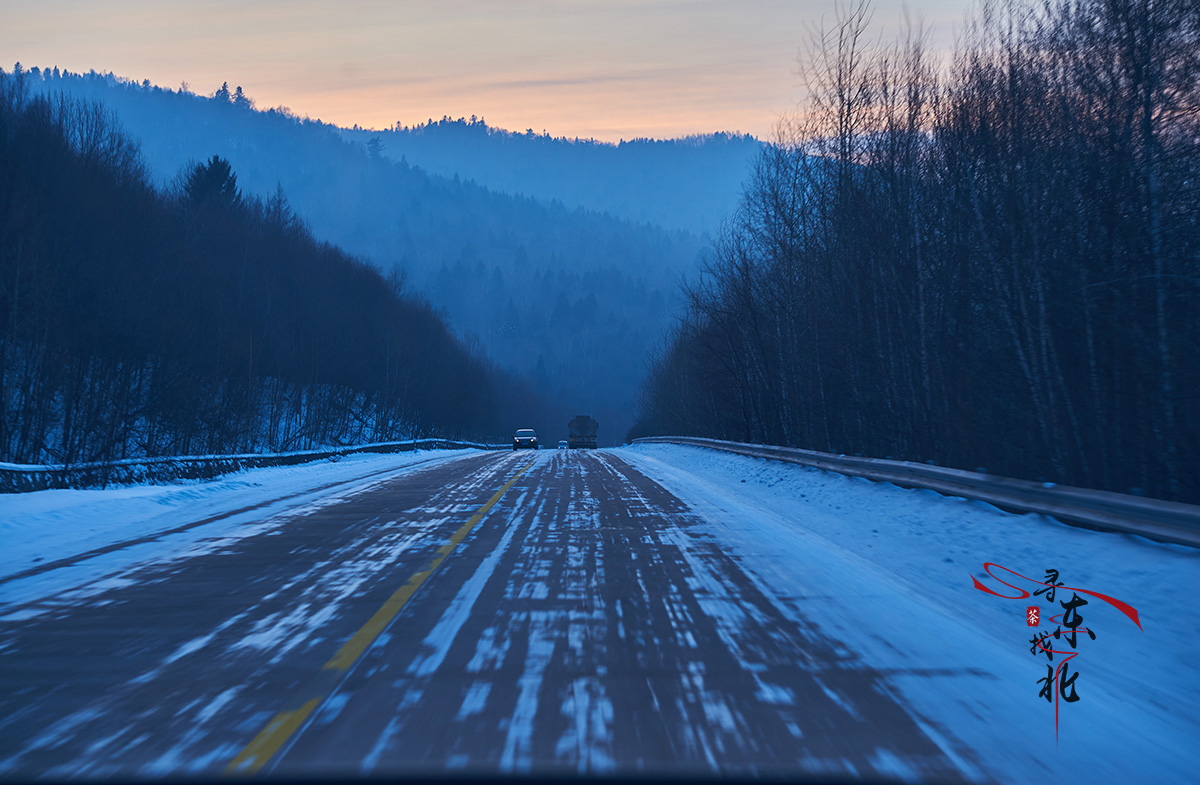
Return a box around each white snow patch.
[361,716,402,773]
[455,681,492,721]
[499,622,556,772]
[195,687,241,724]
[164,632,218,665]
[555,677,615,773]
[229,601,338,663]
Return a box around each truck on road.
[567,415,599,449]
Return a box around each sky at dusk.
[4,0,968,142]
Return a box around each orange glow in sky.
[4,0,964,142]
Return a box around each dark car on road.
[513,429,539,450]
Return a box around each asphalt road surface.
[0,450,975,781]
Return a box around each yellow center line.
[223,456,536,777]
[225,698,320,776]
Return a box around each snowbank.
[623,443,1199,785]
[0,449,476,607]
[0,439,499,493]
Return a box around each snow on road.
[0,449,477,608]
[2,442,1195,783]
[623,443,1199,785]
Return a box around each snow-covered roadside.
[0,449,479,609]
[621,443,1199,785]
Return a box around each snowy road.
[0,447,1195,783]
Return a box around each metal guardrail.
[633,436,1200,549]
[0,439,503,494]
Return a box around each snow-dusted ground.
[622,443,1199,785]
[3,442,1195,783]
[0,449,477,608]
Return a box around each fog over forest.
[341,119,761,235]
[20,68,757,442]
[9,0,1192,503]
[1,74,531,463]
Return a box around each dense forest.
[342,118,762,235]
[634,0,1199,503]
[19,70,707,441]
[0,69,543,464]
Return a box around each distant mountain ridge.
[20,66,736,440]
[341,118,762,235]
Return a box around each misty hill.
[341,119,763,235]
[0,70,544,464]
[23,67,713,441]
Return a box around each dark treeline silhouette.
[1,68,542,465]
[19,69,707,441]
[633,0,1199,502]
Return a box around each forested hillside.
[341,119,762,235]
[635,0,1200,503]
[18,70,711,441]
[0,70,543,464]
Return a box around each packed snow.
[623,443,1199,785]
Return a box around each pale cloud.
[2,0,970,141]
